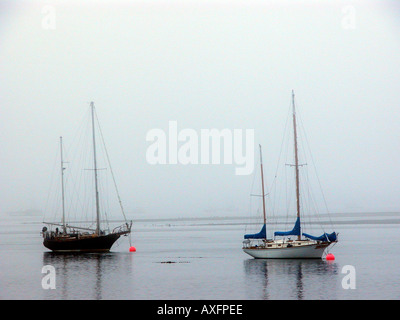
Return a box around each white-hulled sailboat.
[242,91,338,259]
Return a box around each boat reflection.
[42,252,133,299]
[243,259,339,300]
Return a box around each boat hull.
[43,233,121,253]
[243,242,330,259]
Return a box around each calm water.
[0,212,399,300]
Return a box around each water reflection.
[42,252,133,299]
[244,259,339,300]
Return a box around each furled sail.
[274,217,301,236]
[244,224,266,239]
[302,232,337,242]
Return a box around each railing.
[112,220,132,235]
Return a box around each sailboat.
[41,102,132,252]
[243,91,337,259]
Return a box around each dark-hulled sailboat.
[42,102,132,252]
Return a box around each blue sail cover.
[274,217,301,236]
[302,232,337,242]
[244,224,266,239]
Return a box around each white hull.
[242,93,338,260]
[243,242,330,259]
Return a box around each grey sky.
[1,0,399,220]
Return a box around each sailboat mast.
[60,136,66,234]
[291,90,301,240]
[91,102,101,235]
[259,144,267,229]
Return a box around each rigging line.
[246,152,259,233]
[283,131,292,227]
[294,104,315,235]
[268,100,293,235]
[296,106,334,229]
[83,128,95,225]
[302,166,317,234]
[71,146,89,222]
[305,169,314,232]
[268,100,292,195]
[306,160,325,232]
[87,168,96,224]
[94,108,128,223]
[44,142,62,223]
[295,112,312,233]
[74,120,91,225]
[64,108,91,223]
[270,122,288,228]
[65,144,86,224]
[287,169,296,226]
[245,160,261,232]
[99,167,110,230]
[270,165,279,232]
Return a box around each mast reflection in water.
[42,252,134,299]
[244,259,339,300]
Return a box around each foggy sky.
[1,0,400,220]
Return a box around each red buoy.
[325,253,335,260]
[129,246,136,252]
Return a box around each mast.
[291,90,301,240]
[60,136,66,234]
[91,102,101,235]
[259,144,267,230]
